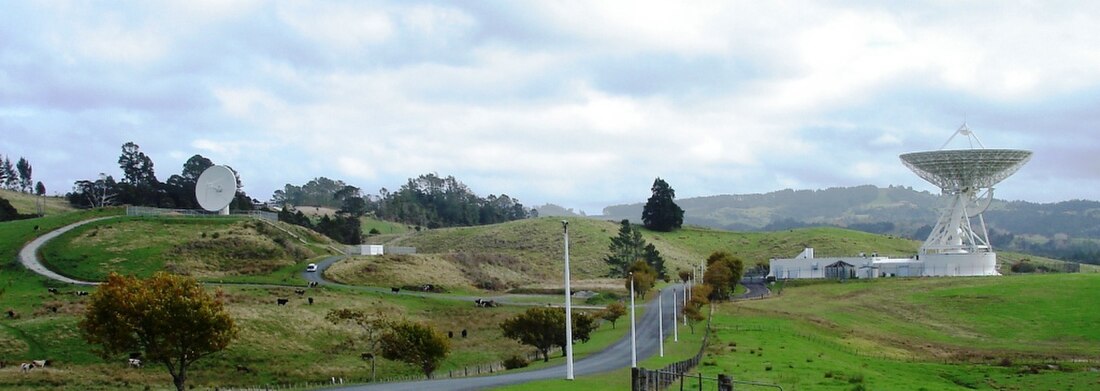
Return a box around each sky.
[2,1,1099,214]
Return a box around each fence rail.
[126,206,277,221]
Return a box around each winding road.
[19,217,766,390]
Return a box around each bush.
[503,355,529,370]
[848,373,864,384]
[1011,260,1037,273]
[368,228,381,235]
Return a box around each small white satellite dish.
[196,165,237,215]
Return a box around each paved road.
[329,284,687,391]
[18,216,118,286]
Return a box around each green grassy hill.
[39,217,327,282]
[0,188,74,216]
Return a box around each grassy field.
[0,211,633,390]
[38,217,320,281]
[0,189,74,216]
[692,274,1100,390]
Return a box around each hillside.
[348,217,1088,291]
[38,216,333,282]
[0,188,74,217]
[601,185,1100,264]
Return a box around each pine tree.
[641,177,684,232]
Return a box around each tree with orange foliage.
[79,272,237,391]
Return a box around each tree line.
[274,173,537,229]
[0,152,46,222]
[66,142,255,211]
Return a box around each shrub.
[1011,260,1036,273]
[503,355,529,370]
[848,373,864,384]
[368,228,381,235]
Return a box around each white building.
[767,247,998,280]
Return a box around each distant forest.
[602,185,1100,265]
[272,173,537,229]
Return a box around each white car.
[305,263,318,272]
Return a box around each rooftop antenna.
[195,165,237,215]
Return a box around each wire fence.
[631,304,715,390]
[126,206,277,222]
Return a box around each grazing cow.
[21,363,33,373]
[391,287,400,293]
[236,364,251,373]
[422,284,434,292]
[128,358,142,368]
[47,288,59,294]
[276,298,289,306]
[461,329,467,338]
[75,291,89,296]
[307,297,314,305]
[448,331,453,338]
[294,289,306,296]
[5,309,15,319]
[32,360,47,368]
[308,281,319,288]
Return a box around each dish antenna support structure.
[195,165,238,215]
[900,124,1031,258]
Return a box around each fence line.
[631,304,715,390]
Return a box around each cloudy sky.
[2,1,1098,214]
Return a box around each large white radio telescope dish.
[196,165,237,215]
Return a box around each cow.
[47,288,59,294]
[75,291,89,296]
[391,287,400,293]
[294,289,306,296]
[32,360,47,368]
[5,309,16,319]
[422,284,434,292]
[276,298,289,306]
[307,297,314,305]
[461,329,467,338]
[308,281,319,288]
[21,363,33,373]
[236,364,251,373]
[448,331,453,338]
[128,358,142,368]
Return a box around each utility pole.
[562,220,574,380]
[672,287,678,342]
[658,289,664,357]
[630,272,637,368]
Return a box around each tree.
[682,284,711,334]
[605,219,647,277]
[599,301,627,329]
[626,261,657,299]
[118,142,157,185]
[1,157,16,190]
[79,272,237,391]
[704,251,744,300]
[326,308,391,353]
[500,307,597,362]
[378,320,450,378]
[35,181,46,216]
[641,177,684,232]
[678,269,692,284]
[15,157,31,193]
[643,243,667,278]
